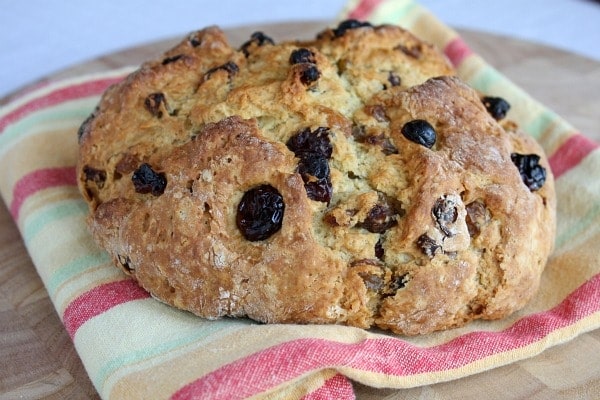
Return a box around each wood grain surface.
[0,21,599,399]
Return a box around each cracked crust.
[77,22,555,335]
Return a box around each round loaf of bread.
[77,21,556,335]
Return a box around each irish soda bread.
[77,20,556,335]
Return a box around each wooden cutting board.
[1,21,599,399]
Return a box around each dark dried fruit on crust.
[332,19,373,37]
[162,54,185,65]
[204,61,239,81]
[298,153,330,181]
[290,48,316,65]
[287,127,333,203]
[387,273,408,293]
[303,177,333,204]
[132,163,167,196]
[144,92,167,118]
[297,152,333,203]
[394,43,423,59]
[299,64,321,86]
[83,166,107,188]
[77,112,96,143]
[358,272,385,291]
[236,184,285,241]
[482,96,510,120]
[465,200,489,236]
[240,31,275,56]
[387,71,401,87]
[357,193,402,234]
[352,125,398,155]
[188,32,203,47]
[432,196,458,237]
[286,127,332,158]
[511,153,547,191]
[117,254,133,272]
[375,237,385,260]
[417,234,442,257]
[401,119,436,148]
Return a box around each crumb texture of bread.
[77,21,556,335]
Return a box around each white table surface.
[1,0,599,99]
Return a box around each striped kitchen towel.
[1,0,599,398]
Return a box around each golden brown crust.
[77,22,555,335]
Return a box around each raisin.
[298,153,329,180]
[77,112,95,143]
[286,127,332,159]
[350,258,383,267]
[366,105,388,122]
[375,237,385,260]
[366,134,398,155]
[352,125,398,155]
[299,64,321,85]
[117,254,133,272]
[401,119,436,148]
[482,96,510,120]
[188,32,203,47]
[287,127,333,203]
[358,272,385,291]
[465,200,488,236]
[83,166,106,189]
[381,138,399,155]
[432,196,458,237]
[236,184,285,241]
[351,125,367,141]
[417,234,441,257]
[290,48,316,65]
[132,163,167,196]
[162,54,184,65]
[511,153,547,191]
[357,193,402,233]
[144,92,166,118]
[358,203,397,233]
[298,153,333,202]
[388,273,408,292]
[395,43,422,58]
[204,61,239,81]
[387,71,401,87]
[304,178,333,203]
[240,31,275,56]
[332,19,373,38]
